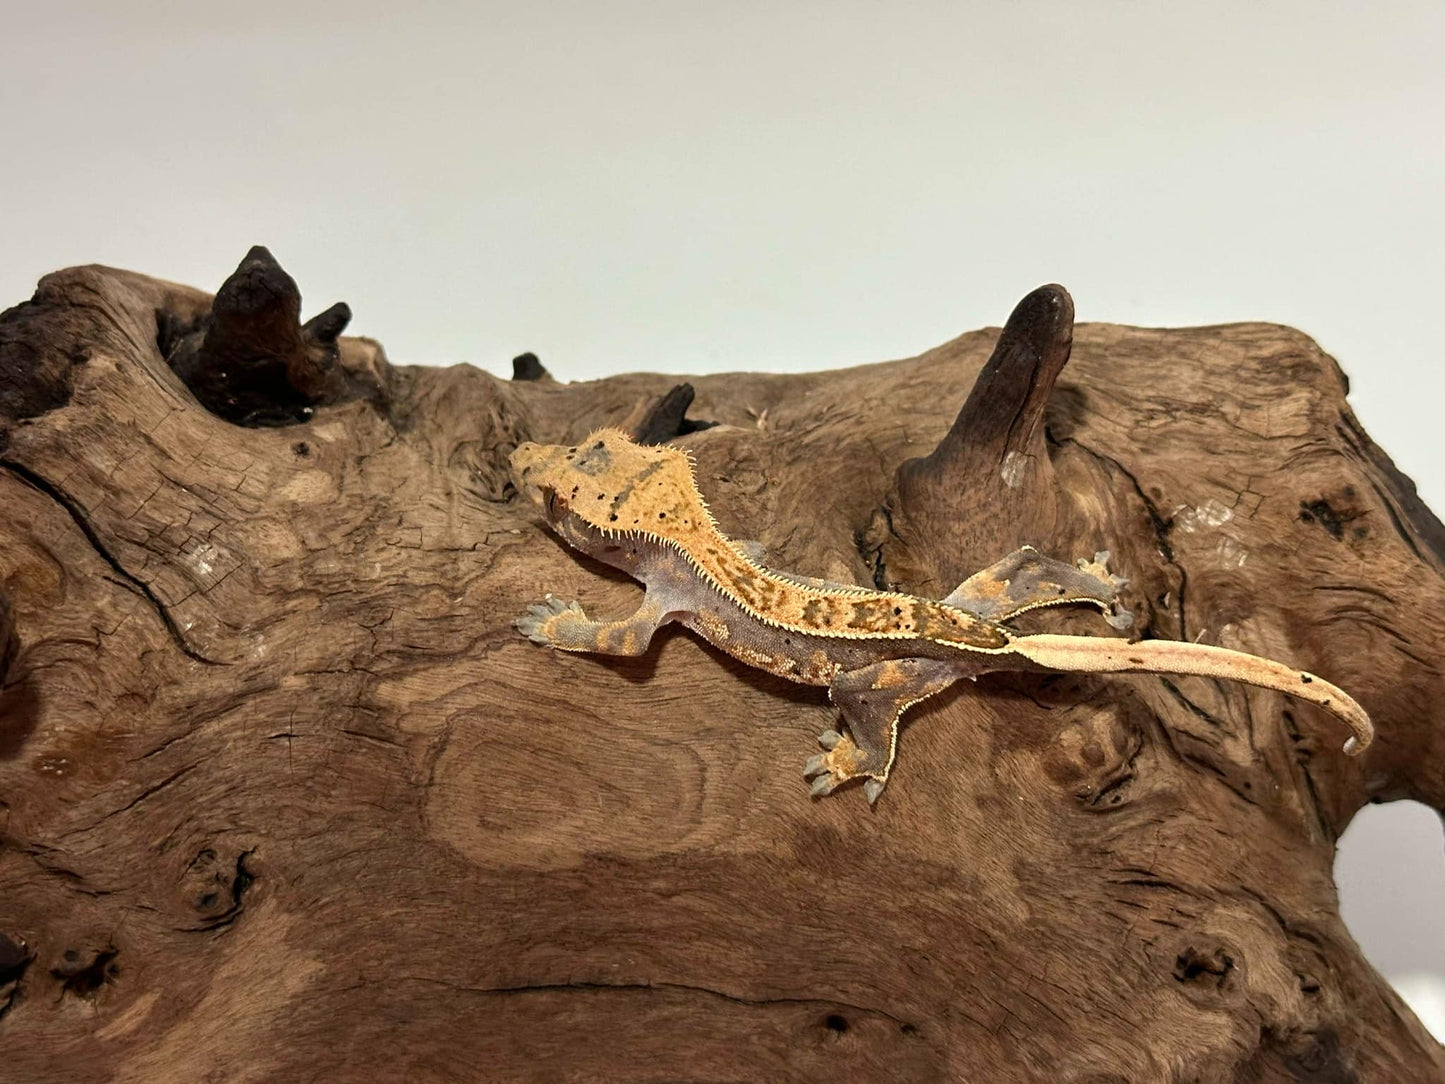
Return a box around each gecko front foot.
[803,729,888,804]
[514,594,587,646]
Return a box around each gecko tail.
[1006,633,1373,756]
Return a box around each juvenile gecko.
[511,429,1372,803]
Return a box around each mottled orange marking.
[968,576,1011,603]
[801,650,840,684]
[819,733,868,775]
[870,660,909,690]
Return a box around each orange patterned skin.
[512,430,1372,803]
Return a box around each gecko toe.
[809,774,840,797]
[520,596,583,639]
[803,754,828,778]
[514,608,557,644]
[863,778,886,805]
[818,729,843,750]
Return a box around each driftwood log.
[1,249,1443,1082]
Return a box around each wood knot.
[179,846,256,931]
[1159,933,1245,1008]
[1297,486,1367,543]
[1173,944,1236,991]
[50,944,118,999]
[1040,705,1143,811]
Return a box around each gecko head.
[510,428,700,537]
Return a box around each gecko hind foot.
[514,594,585,645]
[1077,551,1134,629]
[803,729,887,803]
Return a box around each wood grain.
[0,254,1441,1081]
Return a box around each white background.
[3,0,1442,1037]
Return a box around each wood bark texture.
[1,250,1443,1082]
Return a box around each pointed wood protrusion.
[631,383,696,445]
[869,284,1076,594]
[302,301,352,346]
[511,352,550,381]
[624,383,717,445]
[166,246,356,426]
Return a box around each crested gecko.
[511,430,1372,803]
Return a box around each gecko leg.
[515,593,669,656]
[804,658,959,804]
[941,545,1132,628]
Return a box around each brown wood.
[1,252,1442,1081]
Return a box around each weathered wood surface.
[0,250,1442,1081]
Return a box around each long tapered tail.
[1006,634,1373,755]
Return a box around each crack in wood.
[1,459,227,666]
